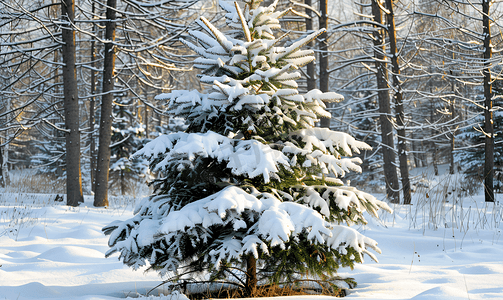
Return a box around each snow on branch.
[134,131,290,183]
[291,127,372,156]
[328,225,381,263]
[152,185,381,268]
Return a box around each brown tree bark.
[412,135,421,168]
[449,81,456,175]
[94,0,117,207]
[429,103,439,176]
[245,255,257,297]
[433,144,438,176]
[144,105,149,138]
[482,0,494,202]
[305,0,316,92]
[0,106,9,188]
[143,86,150,138]
[0,102,7,188]
[385,0,411,205]
[371,0,400,204]
[89,0,97,193]
[61,0,84,206]
[0,146,4,188]
[318,0,330,128]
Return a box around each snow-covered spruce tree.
[103,0,391,295]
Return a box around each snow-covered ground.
[1,171,502,300]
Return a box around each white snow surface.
[1,184,502,300]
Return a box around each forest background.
[0,0,502,206]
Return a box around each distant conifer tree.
[457,81,503,192]
[108,95,149,195]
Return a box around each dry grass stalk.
[185,281,345,299]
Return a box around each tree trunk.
[450,133,455,175]
[1,143,8,187]
[158,111,163,128]
[412,135,421,168]
[371,0,400,204]
[482,0,494,202]
[61,0,84,207]
[245,254,257,297]
[385,0,411,205]
[94,0,117,207]
[433,143,438,176]
[89,0,97,193]
[0,146,4,188]
[90,84,96,193]
[144,103,149,138]
[0,97,9,188]
[428,103,439,176]
[143,86,150,138]
[318,0,330,128]
[305,0,316,92]
[0,140,8,189]
[120,168,125,196]
[449,82,456,175]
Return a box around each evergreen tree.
[31,122,67,185]
[109,94,149,195]
[457,82,503,192]
[31,138,66,181]
[103,0,391,294]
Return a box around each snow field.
[1,182,502,300]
